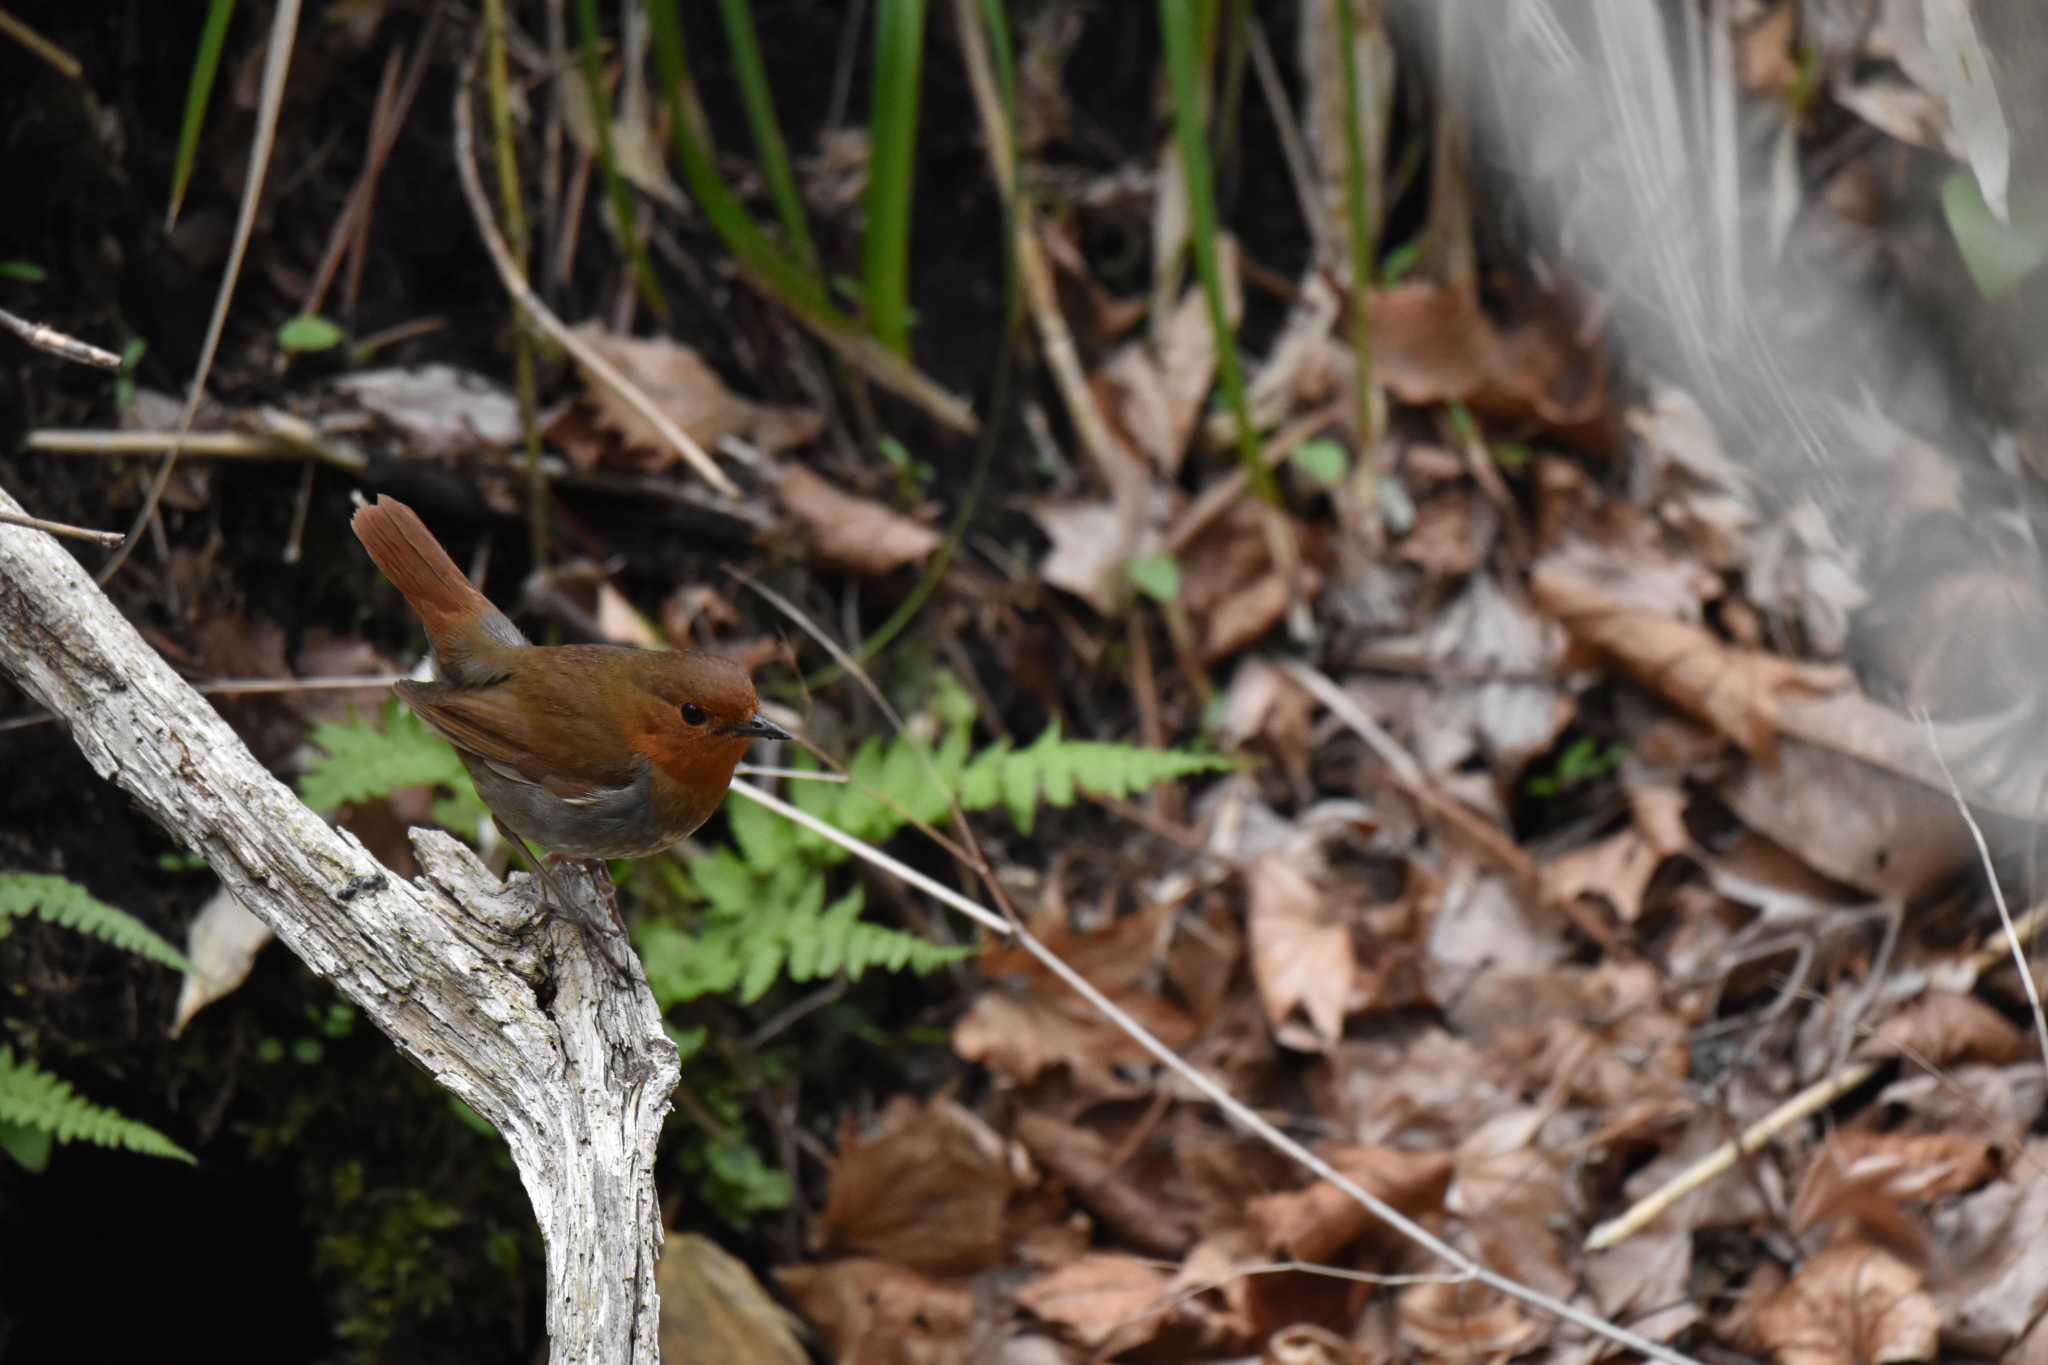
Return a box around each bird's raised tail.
[351,496,526,683]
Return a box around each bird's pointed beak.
[724,713,795,743]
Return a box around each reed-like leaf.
[863,0,930,356]
[167,0,237,230]
[1159,0,1273,501]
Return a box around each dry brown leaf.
[1585,1222,1699,1347]
[954,905,1199,1097]
[1792,1131,1995,1252]
[1447,1109,1574,1303]
[1397,1280,1543,1360]
[1203,570,1322,664]
[1395,487,1492,583]
[1860,991,2028,1068]
[291,630,403,723]
[331,365,523,456]
[1533,552,1851,762]
[1543,828,1662,925]
[1933,1144,2048,1355]
[1754,1243,1940,1365]
[1543,783,1689,924]
[1098,280,1224,476]
[1247,854,1356,1051]
[1218,658,1316,792]
[1013,1112,1196,1258]
[1015,1253,1173,1355]
[1424,874,1570,1016]
[169,886,273,1036]
[775,1259,973,1365]
[1876,1062,2048,1137]
[658,1232,808,1365]
[776,465,942,577]
[815,1097,1020,1276]
[563,325,820,471]
[1737,3,1802,97]
[1244,1145,1453,1264]
[1262,1322,1378,1365]
[1370,281,1613,448]
[1031,498,1139,617]
[1318,1028,1517,1148]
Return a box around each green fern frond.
[297,703,488,837]
[641,876,969,1010]
[0,1049,194,1165]
[0,874,194,974]
[956,725,1235,834]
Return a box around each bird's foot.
[547,854,624,932]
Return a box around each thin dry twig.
[0,306,121,369]
[0,6,82,78]
[1918,707,2048,1070]
[0,508,124,547]
[451,40,742,499]
[100,0,303,585]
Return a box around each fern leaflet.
[0,1049,194,1164]
[0,873,193,974]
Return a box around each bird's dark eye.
[681,703,708,726]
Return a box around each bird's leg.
[495,820,632,976]
[546,854,624,931]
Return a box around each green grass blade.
[864,0,929,356]
[649,1,831,316]
[715,0,820,277]
[166,0,237,231]
[649,1,972,430]
[1333,0,1379,453]
[572,0,668,320]
[1159,0,1272,502]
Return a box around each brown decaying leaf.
[1398,1279,1543,1360]
[1013,1111,1196,1258]
[1585,1221,1699,1347]
[815,1097,1020,1276]
[1261,1321,1378,1365]
[1180,502,1327,664]
[1791,1130,1995,1257]
[1015,1252,1175,1355]
[1543,784,1689,924]
[1754,1243,1940,1365]
[170,887,274,1036]
[1533,550,1851,763]
[1097,279,1224,476]
[774,1259,973,1365]
[1247,853,1356,1051]
[776,465,942,578]
[330,364,524,457]
[1736,2,1802,97]
[1244,1144,1453,1265]
[658,1232,808,1365]
[560,324,820,471]
[1030,497,1143,618]
[953,904,1199,1097]
[1932,1142,2048,1355]
[1447,1109,1574,1303]
[1859,991,2028,1068]
[1369,281,1613,449]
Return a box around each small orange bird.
[351,496,790,957]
